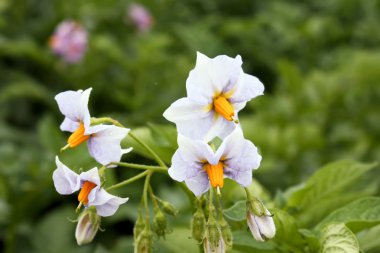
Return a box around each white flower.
[203,236,226,253]
[247,208,276,241]
[163,52,264,141]
[53,157,129,217]
[168,127,261,196]
[55,88,131,165]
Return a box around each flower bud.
[160,201,178,216]
[135,226,153,253]
[203,215,225,253]
[133,212,145,241]
[246,199,276,241]
[218,216,233,248]
[191,208,206,242]
[153,209,168,238]
[75,207,100,246]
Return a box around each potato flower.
[163,52,264,141]
[168,128,261,196]
[49,20,88,63]
[55,88,131,165]
[53,157,128,216]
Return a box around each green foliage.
[1,0,380,252]
[319,223,359,253]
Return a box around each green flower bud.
[135,226,153,253]
[153,209,168,238]
[246,196,266,217]
[160,201,178,216]
[191,208,206,242]
[75,207,100,246]
[219,216,233,248]
[203,214,225,253]
[133,212,145,241]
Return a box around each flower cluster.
[164,52,275,251]
[49,20,88,63]
[127,3,153,33]
[52,88,131,244]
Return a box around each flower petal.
[163,97,215,140]
[168,149,204,182]
[60,117,80,132]
[78,167,101,186]
[205,114,237,142]
[89,188,129,217]
[184,170,210,197]
[55,88,92,127]
[209,54,243,94]
[177,134,217,165]
[87,125,130,166]
[53,156,80,194]
[186,52,215,104]
[230,72,264,104]
[221,128,262,186]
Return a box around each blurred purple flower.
[128,3,153,32]
[49,20,88,63]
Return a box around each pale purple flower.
[163,52,264,142]
[128,3,153,32]
[53,157,128,217]
[168,127,261,196]
[247,208,276,241]
[50,20,88,63]
[55,88,131,165]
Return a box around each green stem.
[106,171,149,191]
[128,132,167,169]
[91,117,124,127]
[91,117,167,169]
[208,188,214,215]
[244,187,253,199]
[148,185,160,210]
[143,172,153,218]
[215,191,223,219]
[110,162,167,173]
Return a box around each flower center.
[68,122,90,148]
[213,96,235,121]
[204,162,224,188]
[78,181,97,205]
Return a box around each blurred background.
[1,0,379,252]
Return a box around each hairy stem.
[106,171,149,191]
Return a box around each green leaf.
[286,160,377,227]
[316,197,380,232]
[357,224,380,253]
[223,200,246,221]
[233,230,276,252]
[273,209,307,251]
[319,223,359,253]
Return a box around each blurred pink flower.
[49,20,88,63]
[128,3,153,32]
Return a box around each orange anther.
[78,181,97,205]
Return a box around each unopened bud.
[160,201,178,216]
[133,213,145,241]
[205,214,221,250]
[135,226,153,253]
[203,215,225,253]
[191,208,206,242]
[75,207,100,246]
[246,201,276,241]
[218,216,233,248]
[247,196,266,216]
[153,209,168,238]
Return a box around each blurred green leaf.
[223,200,246,221]
[316,197,380,233]
[319,223,359,253]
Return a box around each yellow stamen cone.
[68,122,90,148]
[78,181,97,205]
[204,162,224,188]
[213,96,235,121]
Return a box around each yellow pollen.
[78,181,97,205]
[204,162,224,188]
[68,122,90,148]
[213,96,235,121]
